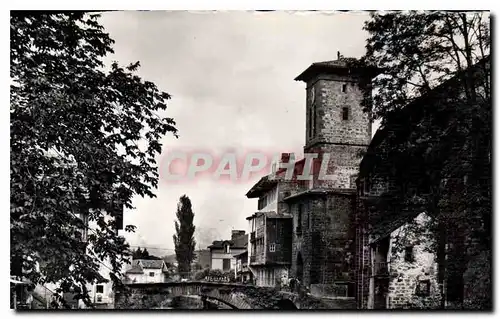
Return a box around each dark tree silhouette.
[10,12,177,307]
[173,195,196,277]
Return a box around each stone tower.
[286,56,379,300]
[294,57,377,189]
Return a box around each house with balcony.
[246,211,293,287]
[208,230,247,272]
[245,153,309,288]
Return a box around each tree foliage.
[10,12,177,307]
[362,11,491,308]
[363,11,490,121]
[173,195,196,277]
[131,247,161,260]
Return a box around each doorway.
[296,253,303,282]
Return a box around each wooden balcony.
[249,254,265,265]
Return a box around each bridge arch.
[115,282,306,310]
[276,298,298,309]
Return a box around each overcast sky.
[98,11,373,256]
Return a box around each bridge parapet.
[114,281,349,310]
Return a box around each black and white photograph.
[9,9,492,311]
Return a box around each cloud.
[100,11,371,251]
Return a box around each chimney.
[337,51,341,60]
[231,230,246,241]
[280,153,295,164]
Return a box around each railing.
[255,227,265,240]
[204,276,230,283]
[373,262,389,276]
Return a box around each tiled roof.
[246,211,292,220]
[208,240,232,249]
[245,175,279,198]
[125,259,168,274]
[208,235,248,250]
[125,264,144,274]
[294,57,381,82]
[368,210,423,244]
[245,158,308,198]
[138,259,165,269]
[282,188,356,202]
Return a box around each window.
[258,196,266,210]
[405,246,414,262]
[96,295,102,302]
[225,244,230,254]
[269,243,276,252]
[312,104,316,137]
[223,258,231,271]
[297,204,303,232]
[342,107,349,120]
[149,272,155,277]
[363,177,371,194]
[342,84,347,93]
[307,209,312,230]
[309,105,316,138]
[416,280,431,296]
[96,285,104,294]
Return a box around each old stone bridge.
[114,281,354,310]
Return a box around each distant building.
[208,230,247,272]
[124,259,169,284]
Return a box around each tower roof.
[294,56,381,82]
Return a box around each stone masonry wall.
[305,74,372,148]
[307,144,367,190]
[290,193,356,295]
[303,73,371,191]
[387,213,442,309]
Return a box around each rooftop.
[246,158,307,198]
[294,55,381,82]
[246,211,292,220]
[283,188,356,202]
[125,259,168,274]
[208,234,248,250]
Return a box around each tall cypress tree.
[173,195,196,278]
